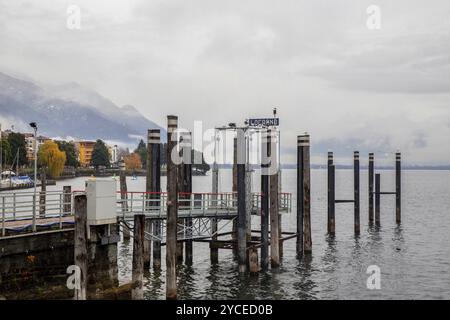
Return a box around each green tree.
[91,139,110,169]
[134,139,147,168]
[1,139,13,167]
[56,141,79,167]
[7,132,28,167]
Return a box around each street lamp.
[29,122,38,229]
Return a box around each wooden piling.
[39,167,46,218]
[63,186,71,215]
[249,247,259,274]
[74,194,88,300]
[143,129,154,269]
[296,135,306,255]
[368,153,374,224]
[354,151,360,235]
[119,166,130,240]
[260,130,270,269]
[211,160,219,264]
[183,132,193,266]
[302,135,312,254]
[237,129,247,273]
[269,130,280,267]
[131,214,144,300]
[395,152,401,224]
[375,173,381,226]
[232,137,238,249]
[148,129,162,269]
[176,150,184,264]
[166,115,178,300]
[328,161,336,235]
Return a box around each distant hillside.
[0,71,165,145]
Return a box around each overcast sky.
[1,0,450,165]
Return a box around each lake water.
[44,169,450,299]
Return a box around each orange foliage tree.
[124,153,142,171]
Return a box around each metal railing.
[0,190,72,236]
[118,191,292,220]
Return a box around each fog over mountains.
[0,71,165,146]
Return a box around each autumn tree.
[38,141,67,178]
[124,153,142,171]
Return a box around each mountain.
[0,72,165,145]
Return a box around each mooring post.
[395,152,401,224]
[269,130,280,267]
[375,173,381,226]
[368,153,374,224]
[354,151,360,235]
[232,136,238,251]
[296,135,305,255]
[176,146,184,265]
[211,158,219,264]
[143,129,154,269]
[132,214,145,300]
[63,186,71,215]
[119,162,130,240]
[297,134,311,254]
[260,129,270,269]
[327,152,335,235]
[301,134,312,253]
[237,129,247,273]
[148,129,162,269]
[183,132,193,266]
[166,115,178,300]
[39,167,46,218]
[74,194,88,300]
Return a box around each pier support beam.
[182,132,193,266]
[249,247,259,274]
[297,134,310,255]
[327,152,335,235]
[237,129,247,273]
[148,130,162,270]
[368,153,374,224]
[166,115,178,300]
[211,159,219,264]
[74,194,88,300]
[269,130,280,267]
[119,165,130,240]
[302,135,312,254]
[260,130,270,269]
[176,154,184,265]
[232,137,238,253]
[375,173,381,226]
[354,151,360,235]
[396,152,401,224]
[132,214,144,300]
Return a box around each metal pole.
[32,127,37,232]
[211,130,219,264]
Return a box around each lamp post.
[29,122,37,230]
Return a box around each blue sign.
[248,118,279,127]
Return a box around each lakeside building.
[74,140,96,167]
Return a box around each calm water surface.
[49,169,450,299]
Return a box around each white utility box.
[86,179,117,225]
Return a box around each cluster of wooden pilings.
[327,151,401,235]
